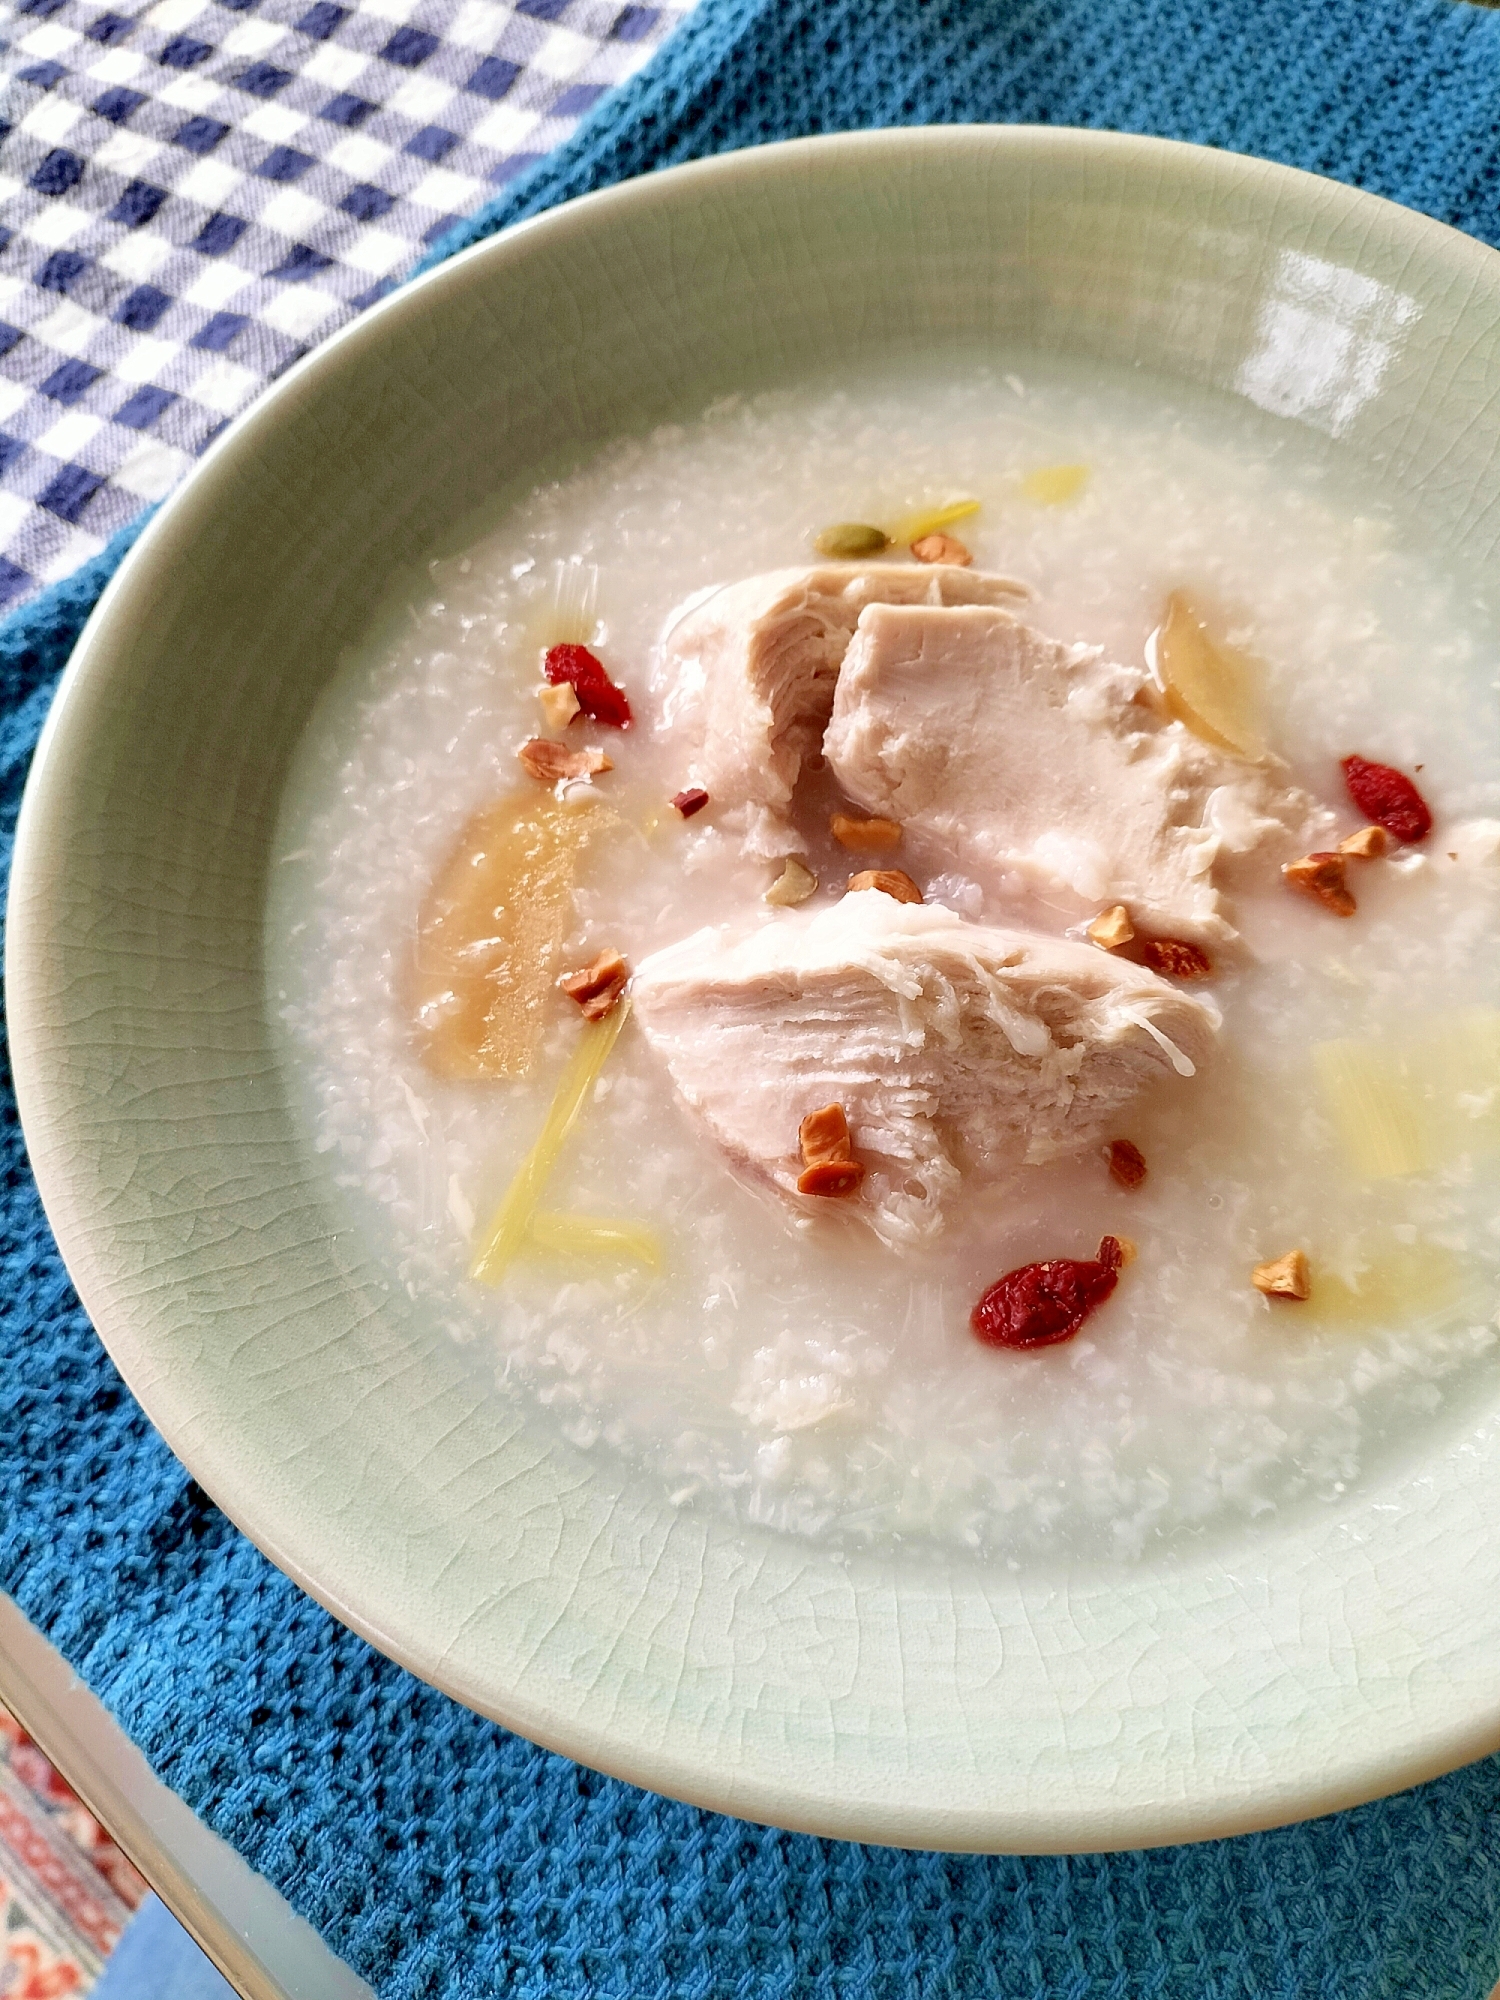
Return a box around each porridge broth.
[268,355,1500,1562]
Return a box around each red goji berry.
[970,1236,1124,1350]
[1341,755,1431,844]
[544,643,633,728]
[1105,1139,1147,1189]
[1138,937,1212,979]
[672,787,710,818]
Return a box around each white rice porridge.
[267,354,1500,1563]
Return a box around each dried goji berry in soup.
[971,1237,1124,1350]
[544,643,633,728]
[1341,755,1431,843]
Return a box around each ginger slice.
[526,1211,663,1271]
[889,499,981,544]
[1149,591,1266,760]
[1314,1010,1500,1179]
[1022,464,1089,506]
[1314,1040,1430,1179]
[413,790,610,1080]
[520,558,599,659]
[471,1003,629,1284]
[1302,1243,1473,1331]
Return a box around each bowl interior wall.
[13,130,1500,1849]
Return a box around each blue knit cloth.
[6,4,1500,1995]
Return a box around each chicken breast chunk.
[824,603,1321,943]
[631,894,1219,1246]
[655,564,1029,856]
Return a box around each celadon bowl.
[11,127,1500,1853]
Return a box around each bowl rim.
[12,122,1500,1854]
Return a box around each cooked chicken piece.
[631,895,1219,1246]
[824,603,1325,942]
[655,564,1030,857]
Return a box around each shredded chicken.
[654,564,1029,857]
[825,601,1326,942]
[631,894,1219,1246]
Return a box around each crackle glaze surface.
[12,129,1500,1850]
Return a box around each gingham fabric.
[0,0,690,609]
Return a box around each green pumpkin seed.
[814,522,889,559]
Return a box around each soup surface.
[268,355,1500,1561]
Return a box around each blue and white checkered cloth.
[0,0,689,609]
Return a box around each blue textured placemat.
[8,3,1500,1995]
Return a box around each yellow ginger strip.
[527,1212,663,1271]
[471,1002,628,1284]
[888,498,980,545]
[1021,463,1089,506]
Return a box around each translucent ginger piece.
[526,1211,663,1270]
[545,559,598,643]
[413,790,610,1080]
[518,559,600,662]
[1021,464,1089,506]
[1314,1040,1434,1179]
[1149,591,1267,760]
[1418,1009,1500,1159]
[1301,1242,1484,1334]
[1314,1010,1500,1179]
[471,1002,629,1284]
